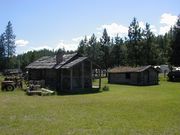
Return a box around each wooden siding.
[27,54,95,91]
[60,60,92,91]
[108,67,158,85]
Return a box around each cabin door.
[143,70,150,85]
[147,70,150,83]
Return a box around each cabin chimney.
[56,51,63,64]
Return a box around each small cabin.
[26,53,101,92]
[108,65,159,85]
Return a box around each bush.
[102,85,109,91]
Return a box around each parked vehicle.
[1,81,16,91]
[168,71,180,82]
[1,76,23,91]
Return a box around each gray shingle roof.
[25,53,86,69]
[108,65,155,73]
[55,53,78,69]
[26,56,56,69]
[61,57,88,69]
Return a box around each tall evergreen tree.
[142,23,158,65]
[88,34,97,61]
[158,33,171,64]
[77,39,86,55]
[170,16,180,66]
[127,18,142,66]
[4,21,16,68]
[110,35,125,67]
[100,28,111,71]
[4,21,16,57]
[77,36,88,55]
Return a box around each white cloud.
[32,45,52,51]
[150,25,158,34]
[160,13,177,26]
[139,21,158,34]
[139,22,158,35]
[72,36,84,42]
[97,23,128,37]
[15,39,29,47]
[159,13,178,35]
[139,21,145,29]
[97,22,158,37]
[55,40,78,51]
[97,32,102,36]
[72,35,91,42]
[159,26,171,35]
[57,35,92,51]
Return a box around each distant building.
[154,65,170,74]
[26,53,101,92]
[4,69,22,76]
[160,65,170,73]
[108,65,159,85]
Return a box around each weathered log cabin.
[108,65,159,85]
[26,53,101,92]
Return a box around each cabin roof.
[61,57,88,69]
[25,53,87,69]
[26,56,56,69]
[55,53,78,69]
[108,65,156,73]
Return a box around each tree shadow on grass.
[57,88,101,96]
[109,82,159,87]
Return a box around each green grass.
[0,75,180,135]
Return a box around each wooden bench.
[26,88,55,96]
[26,90,42,96]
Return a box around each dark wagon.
[168,71,180,82]
[1,81,16,91]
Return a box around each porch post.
[90,62,92,87]
[70,68,73,90]
[99,69,101,88]
[81,62,84,89]
[61,69,63,90]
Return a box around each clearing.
[0,76,180,135]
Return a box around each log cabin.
[108,65,159,85]
[26,53,101,92]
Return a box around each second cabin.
[108,65,159,85]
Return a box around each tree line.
[0,17,179,72]
[15,49,75,70]
[77,17,180,71]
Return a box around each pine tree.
[4,21,16,68]
[100,28,110,71]
[127,18,142,66]
[88,34,97,61]
[170,16,180,66]
[142,23,157,65]
[77,36,88,55]
[78,40,85,55]
[4,21,16,57]
[110,35,125,67]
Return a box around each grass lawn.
[0,75,180,135]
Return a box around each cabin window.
[126,73,131,79]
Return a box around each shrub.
[102,85,109,91]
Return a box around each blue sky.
[0,0,179,54]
